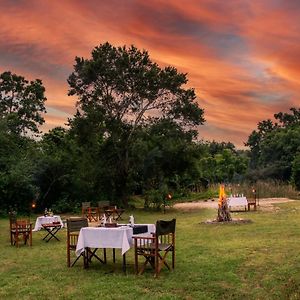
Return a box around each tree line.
[0,42,299,213]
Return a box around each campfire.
[217,184,232,222]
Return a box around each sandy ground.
[173,197,296,211]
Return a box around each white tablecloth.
[33,215,64,231]
[75,224,155,256]
[227,197,248,208]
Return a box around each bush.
[51,196,80,214]
[144,183,169,209]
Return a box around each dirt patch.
[173,197,296,211]
[202,218,253,225]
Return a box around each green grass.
[2,202,300,299]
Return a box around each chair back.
[9,213,17,230]
[133,218,176,276]
[9,216,32,247]
[98,201,110,208]
[156,219,176,236]
[67,217,88,233]
[82,202,91,209]
[66,217,88,267]
[9,211,17,228]
[16,219,32,232]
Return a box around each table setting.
[75,217,155,272]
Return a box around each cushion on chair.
[133,225,148,234]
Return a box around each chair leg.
[172,249,175,269]
[139,257,150,275]
[71,255,82,267]
[155,252,159,277]
[134,250,139,274]
[113,248,116,263]
[103,248,107,264]
[10,232,13,246]
[67,247,71,267]
[23,233,26,245]
[16,233,19,248]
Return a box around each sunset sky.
[1,0,299,148]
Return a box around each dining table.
[75,223,155,272]
[33,215,64,231]
[33,215,64,242]
[227,196,248,211]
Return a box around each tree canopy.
[0,45,298,213]
[0,71,46,135]
[246,107,300,184]
[67,42,205,205]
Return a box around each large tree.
[0,71,47,211]
[246,107,300,183]
[68,42,205,205]
[0,71,46,135]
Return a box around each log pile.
[217,184,232,222]
[217,200,232,222]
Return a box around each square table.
[41,223,62,242]
[75,224,155,272]
[33,215,64,231]
[227,197,248,211]
[33,215,64,242]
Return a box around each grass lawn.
[1,201,300,299]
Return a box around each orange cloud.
[0,0,299,148]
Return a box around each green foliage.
[291,153,300,190]
[0,126,39,212]
[246,107,300,184]
[0,71,46,135]
[67,42,205,206]
[144,188,167,209]
[0,71,47,212]
[51,196,80,214]
[34,127,83,211]
[197,141,249,184]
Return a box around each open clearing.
[173,197,296,211]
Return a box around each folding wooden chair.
[67,217,105,267]
[133,219,176,277]
[81,202,91,218]
[9,214,32,247]
[67,217,89,267]
[82,202,99,222]
[247,197,257,211]
[98,201,110,217]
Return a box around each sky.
[1,0,300,148]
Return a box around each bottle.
[102,214,107,226]
[44,208,48,217]
[129,215,134,226]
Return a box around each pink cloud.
[0,0,299,148]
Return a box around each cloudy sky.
[1,0,299,148]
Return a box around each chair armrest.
[69,232,79,237]
[132,236,155,241]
